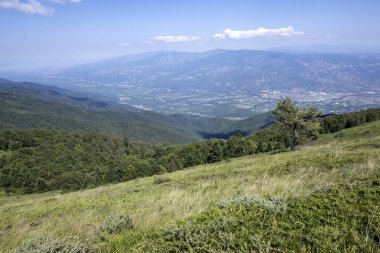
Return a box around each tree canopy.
[274,97,321,151]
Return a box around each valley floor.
[1,121,380,252]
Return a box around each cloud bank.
[213,26,304,40]
[150,26,304,45]
[0,0,81,15]
[154,35,201,43]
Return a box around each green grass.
[1,121,380,252]
[140,176,380,252]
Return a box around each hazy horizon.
[2,44,380,72]
[1,0,380,70]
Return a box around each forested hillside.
[1,108,379,194]
[0,93,199,144]
[0,130,255,194]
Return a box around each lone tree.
[275,97,321,151]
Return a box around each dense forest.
[1,108,379,194]
[320,108,380,133]
[0,130,255,193]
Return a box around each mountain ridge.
[24,49,380,117]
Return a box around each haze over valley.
[3,49,380,118]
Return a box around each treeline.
[0,130,127,193]
[1,108,379,194]
[247,123,293,152]
[0,130,256,194]
[248,108,380,153]
[320,108,380,134]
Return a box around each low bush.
[13,237,92,253]
[97,215,134,237]
[217,195,286,213]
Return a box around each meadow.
[1,121,379,252]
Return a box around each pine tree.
[275,97,321,151]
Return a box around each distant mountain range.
[2,49,380,117]
[0,78,274,144]
[60,49,380,93]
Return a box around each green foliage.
[1,120,380,253]
[0,93,198,145]
[226,133,245,157]
[0,130,127,193]
[0,92,276,145]
[250,108,380,154]
[13,237,92,253]
[249,123,293,153]
[321,108,380,134]
[1,107,379,194]
[275,97,321,150]
[217,195,286,213]
[140,177,380,252]
[8,141,23,151]
[35,177,48,193]
[0,129,253,194]
[206,139,225,163]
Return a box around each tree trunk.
[291,128,299,151]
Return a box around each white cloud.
[154,35,201,43]
[0,0,54,15]
[0,0,80,15]
[119,42,129,47]
[213,26,304,40]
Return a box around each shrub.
[217,195,286,213]
[97,214,133,236]
[153,176,171,184]
[9,141,23,151]
[13,237,92,253]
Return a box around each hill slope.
[1,121,379,252]
[0,78,275,143]
[0,93,198,144]
[0,78,138,111]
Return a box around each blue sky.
[1,0,380,70]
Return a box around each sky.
[1,0,380,70]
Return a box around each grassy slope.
[0,121,380,252]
